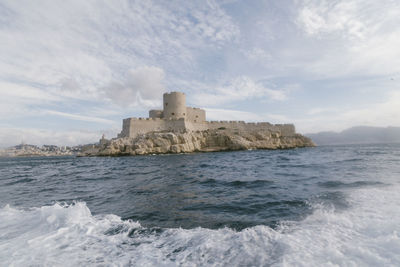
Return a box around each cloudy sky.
[1,0,399,147]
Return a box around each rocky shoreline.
[79,129,315,157]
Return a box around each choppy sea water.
[0,144,399,266]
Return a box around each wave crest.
[1,185,400,266]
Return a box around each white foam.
[0,202,140,266]
[279,185,400,266]
[1,185,400,266]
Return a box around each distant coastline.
[0,144,82,157]
[306,126,400,146]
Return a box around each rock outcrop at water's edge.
[79,129,315,157]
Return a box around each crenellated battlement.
[118,92,296,138]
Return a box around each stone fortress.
[118,92,296,138]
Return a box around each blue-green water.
[1,144,399,266]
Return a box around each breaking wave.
[1,184,400,266]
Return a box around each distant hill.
[306,126,400,145]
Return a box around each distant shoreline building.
[118,92,295,138]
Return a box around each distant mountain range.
[305,126,400,146]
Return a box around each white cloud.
[192,76,287,107]
[295,0,400,77]
[340,90,400,127]
[0,0,239,101]
[186,1,239,43]
[0,81,119,123]
[306,107,334,116]
[295,90,400,133]
[205,108,264,122]
[244,48,272,63]
[0,82,60,118]
[102,66,166,108]
[43,110,115,124]
[0,82,59,102]
[297,0,367,38]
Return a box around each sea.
[0,144,399,266]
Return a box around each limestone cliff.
[79,129,315,157]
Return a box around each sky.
[0,0,399,147]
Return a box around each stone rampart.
[184,121,209,132]
[186,107,206,123]
[275,124,296,136]
[118,118,132,138]
[119,117,296,138]
[206,121,295,136]
[118,117,188,138]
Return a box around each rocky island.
[80,92,314,156]
[80,128,314,156]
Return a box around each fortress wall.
[276,124,296,136]
[119,117,296,138]
[186,107,206,123]
[119,118,188,138]
[184,121,209,132]
[119,118,165,138]
[206,121,276,132]
[149,109,163,119]
[161,118,186,132]
[205,121,295,136]
[132,118,168,136]
[118,118,133,138]
[207,121,248,131]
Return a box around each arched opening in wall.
[171,112,175,116]
[183,113,185,116]
[195,115,198,118]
